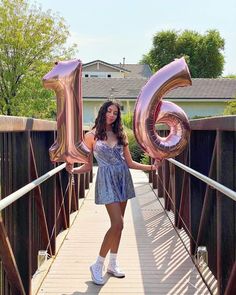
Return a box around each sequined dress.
[94,140,136,204]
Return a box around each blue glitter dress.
[93,140,136,204]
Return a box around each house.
[82,60,236,125]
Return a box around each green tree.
[0,0,77,117]
[224,99,236,115]
[140,29,225,78]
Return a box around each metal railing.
[0,164,66,211]
[168,158,236,202]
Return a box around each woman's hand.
[66,163,74,174]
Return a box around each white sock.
[109,252,117,266]
[96,255,105,265]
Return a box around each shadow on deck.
[33,169,214,295]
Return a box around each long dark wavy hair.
[92,100,127,146]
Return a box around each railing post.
[74,173,80,206]
[79,173,85,199]
[89,167,93,183]
[12,132,32,295]
[157,165,164,198]
[216,130,236,295]
[148,158,157,189]
[85,172,90,189]
[163,160,170,210]
[189,130,216,255]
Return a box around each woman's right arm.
[66,132,94,174]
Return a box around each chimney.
[123,57,125,66]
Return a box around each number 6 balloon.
[43,59,90,164]
[133,57,192,160]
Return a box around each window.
[85,74,89,77]
[107,74,111,78]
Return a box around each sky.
[30,0,236,75]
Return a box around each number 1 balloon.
[43,59,90,164]
[133,57,192,160]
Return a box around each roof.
[82,77,147,99]
[82,60,152,79]
[82,60,129,72]
[165,78,236,99]
[114,64,152,78]
[82,77,236,100]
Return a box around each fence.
[0,116,92,295]
[150,116,236,295]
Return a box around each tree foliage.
[0,0,77,117]
[140,29,225,78]
[122,111,133,129]
[224,99,236,115]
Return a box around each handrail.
[0,115,56,132]
[0,163,66,211]
[168,158,236,202]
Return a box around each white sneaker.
[90,263,104,285]
[107,264,125,278]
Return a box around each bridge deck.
[34,169,211,294]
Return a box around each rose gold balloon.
[43,59,90,164]
[133,57,192,160]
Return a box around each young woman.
[66,100,160,285]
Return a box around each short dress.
[93,140,136,204]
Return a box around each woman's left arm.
[123,145,161,171]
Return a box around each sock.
[96,255,105,265]
[109,252,117,266]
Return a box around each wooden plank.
[79,173,85,198]
[190,116,236,131]
[196,138,218,278]
[56,173,68,231]
[13,132,32,295]
[157,165,164,198]
[29,139,53,256]
[163,160,170,210]
[189,130,216,255]
[216,131,236,294]
[34,169,211,295]
[0,116,56,132]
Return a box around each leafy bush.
[125,127,144,162]
[224,99,236,115]
[140,153,150,165]
[122,112,133,129]
[122,112,146,162]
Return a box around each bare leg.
[110,201,127,253]
[99,201,127,257]
[120,201,127,217]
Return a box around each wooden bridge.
[33,168,214,295]
[0,115,235,295]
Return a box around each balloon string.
[154,170,199,256]
[45,173,74,255]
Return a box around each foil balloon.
[43,59,90,164]
[133,57,192,160]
